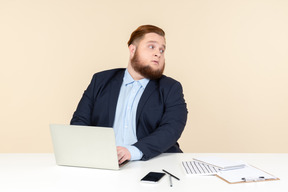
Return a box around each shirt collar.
[123,69,150,88]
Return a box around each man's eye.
[149,45,154,49]
[160,49,165,53]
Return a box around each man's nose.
[154,50,161,57]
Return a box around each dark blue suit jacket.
[70,68,188,160]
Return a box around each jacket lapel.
[108,70,125,126]
[136,80,158,124]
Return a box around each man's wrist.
[125,145,143,161]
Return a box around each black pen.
[162,169,180,181]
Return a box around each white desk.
[0,153,287,192]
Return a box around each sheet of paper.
[182,160,220,175]
[217,164,278,183]
[193,156,246,170]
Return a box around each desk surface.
[0,153,287,192]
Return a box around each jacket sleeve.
[70,74,96,125]
[134,81,188,160]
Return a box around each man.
[71,25,188,164]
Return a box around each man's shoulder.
[158,74,181,87]
[93,68,125,77]
[88,68,125,86]
[91,68,125,81]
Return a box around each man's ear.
[128,44,136,58]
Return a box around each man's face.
[130,33,166,80]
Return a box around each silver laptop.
[49,124,122,170]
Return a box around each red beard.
[131,50,165,80]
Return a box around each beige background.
[1,0,287,153]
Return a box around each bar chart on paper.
[182,160,220,175]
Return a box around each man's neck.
[127,65,144,81]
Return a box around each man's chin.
[131,54,165,79]
[140,67,164,80]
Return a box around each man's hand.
[117,146,131,165]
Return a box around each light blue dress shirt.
[113,69,149,160]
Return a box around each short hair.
[127,25,165,46]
